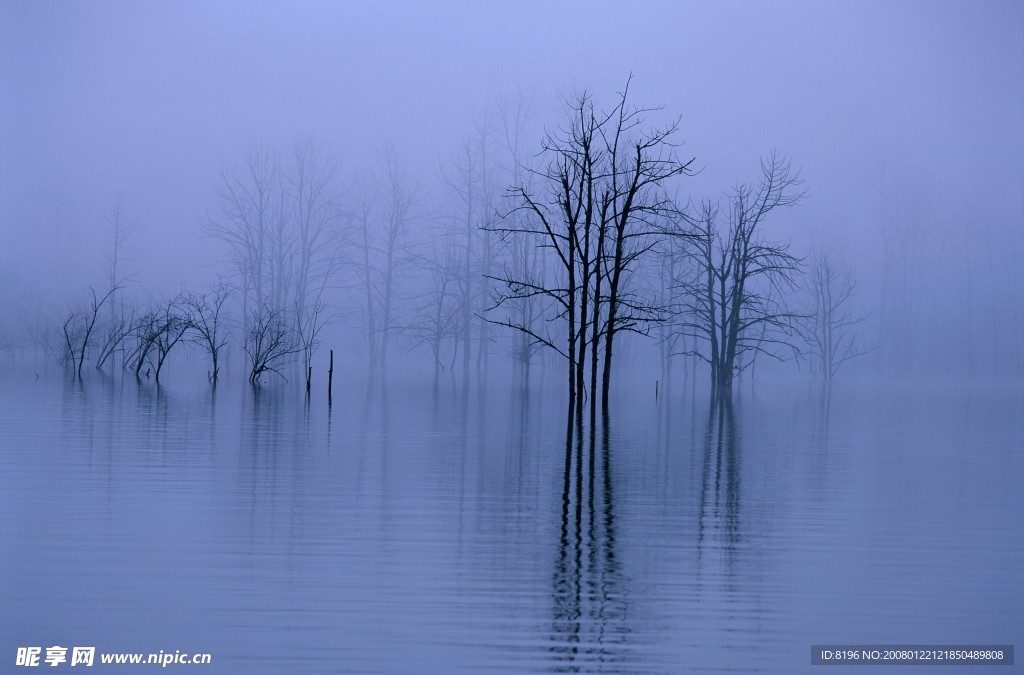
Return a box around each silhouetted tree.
[122,296,188,383]
[93,304,134,371]
[245,305,297,385]
[672,152,805,399]
[125,308,161,379]
[183,284,231,384]
[61,286,118,378]
[490,81,693,414]
[150,296,190,383]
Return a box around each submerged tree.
[150,297,190,383]
[295,299,327,394]
[245,305,297,385]
[61,286,118,379]
[125,309,161,379]
[183,284,232,385]
[489,81,693,415]
[123,296,189,383]
[93,304,134,372]
[672,152,805,399]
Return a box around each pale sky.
[2,0,1022,296]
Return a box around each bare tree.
[61,315,81,371]
[285,137,343,326]
[441,112,503,378]
[802,248,872,383]
[474,118,499,376]
[245,305,297,385]
[595,86,694,409]
[351,150,417,373]
[102,192,135,317]
[183,284,232,384]
[500,235,547,382]
[295,299,327,394]
[121,296,188,383]
[653,240,684,388]
[441,136,480,378]
[93,304,134,371]
[150,296,190,383]
[378,150,417,371]
[352,172,382,369]
[125,308,162,379]
[401,235,462,381]
[61,286,118,378]
[489,81,693,415]
[672,152,805,399]
[207,144,281,335]
[493,92,542,380]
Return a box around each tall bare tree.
[102,193,135,314]
[285,137,343,327]
[441,136,481,378]
[672,152,805,399]
[352,173,381,369]
[351,149,417,373]
[208,144,281,335]
[90,192,137,371]
[401,233,463,381]
[489,82,693,414]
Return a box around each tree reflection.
[550,411,629,669]
[698,397,742,569]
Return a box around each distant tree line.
[12,80,1020,401]
[45,84,865,401]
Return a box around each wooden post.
[328,350,334,406]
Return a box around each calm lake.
[1,368,1021,673]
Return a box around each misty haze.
[1,1,1022,673]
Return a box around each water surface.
[1,371,1021,672]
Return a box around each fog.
[2,1,1022,386]
[2,4,1023,672]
